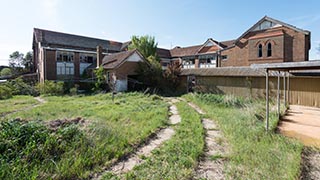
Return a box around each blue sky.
[1,0,320,65]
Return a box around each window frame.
[258,44,263,58]
[267,42,272,57]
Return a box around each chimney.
[96,45,103,68]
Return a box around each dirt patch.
[195,118,227,180]
[34,96,46,104]
[182,99,227,180]
[47,117,86,131]
[300,148,320,180]
[110,128,175,175]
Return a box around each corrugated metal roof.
[180,67,281,77]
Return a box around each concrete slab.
[278,105,320,147]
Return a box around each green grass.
[105,101,205,180]
[0,95,38,116]
[184,93,303,180]
[0,93,168,179]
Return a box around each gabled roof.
[102,49,145,69]
[196,38,223,54]
[33,28,124,51]
[220,39,236,48]
[157,48,171,58]
[170,45,203,57]
[235,16,310,43]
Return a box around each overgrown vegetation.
[0,77,39,99]
[36,80,64,96]
[1,93,168,179]
[128,35,183,95]
[184,93,303,179]
[105,101,204,179]
[0,119,88,179]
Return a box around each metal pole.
[283,72,286,106]
[287,71,290,106]
[266,69,269,131]
[277,71,280,116]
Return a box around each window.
[56,51,74,62]
[222,55,228,60]
[56,51,74,79]
[258,44,263,57]
[80,53,97,63]
[267,43,272,57]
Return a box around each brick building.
[32,28,129,82]
[32,16,310,84]
[158,16,310,69]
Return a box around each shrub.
[0,68,12,77]
[0,85,12,100]
[36,81,64,96]
[7,77,39,96]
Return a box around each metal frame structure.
[251,60,320,130]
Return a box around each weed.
[184,93,303,180]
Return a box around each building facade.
[32,16,310,82]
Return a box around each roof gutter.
[42,47,111,55]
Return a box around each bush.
[36,81,64,96]
[0,68,12,77]
[0,85,12,100]
[7,77,39,96]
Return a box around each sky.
[0,0,320,65]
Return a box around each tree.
[128,35,159,62]
[8,51,33,74]
[24,51,33,71]
[9,51,24,68]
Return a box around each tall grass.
[1,92,168,179]
[184,93,303,180]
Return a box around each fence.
[180,68,320,107]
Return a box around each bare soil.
[300,148,320,180]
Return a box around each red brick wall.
[45,50,56,80]
[111,62,141,80]
[221,26,309,67]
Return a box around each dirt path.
[1,96,46,118]
[34,96,46,104]
[301,148,320,180]
[92,98,181,179]
[182,98,227,180]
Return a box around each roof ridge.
[33,28,124,44]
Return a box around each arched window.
[258,44,263,57]
[267,43,272,57]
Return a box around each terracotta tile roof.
[220,40,235,48]
[33,28,124,51]
[102,49,137,69]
